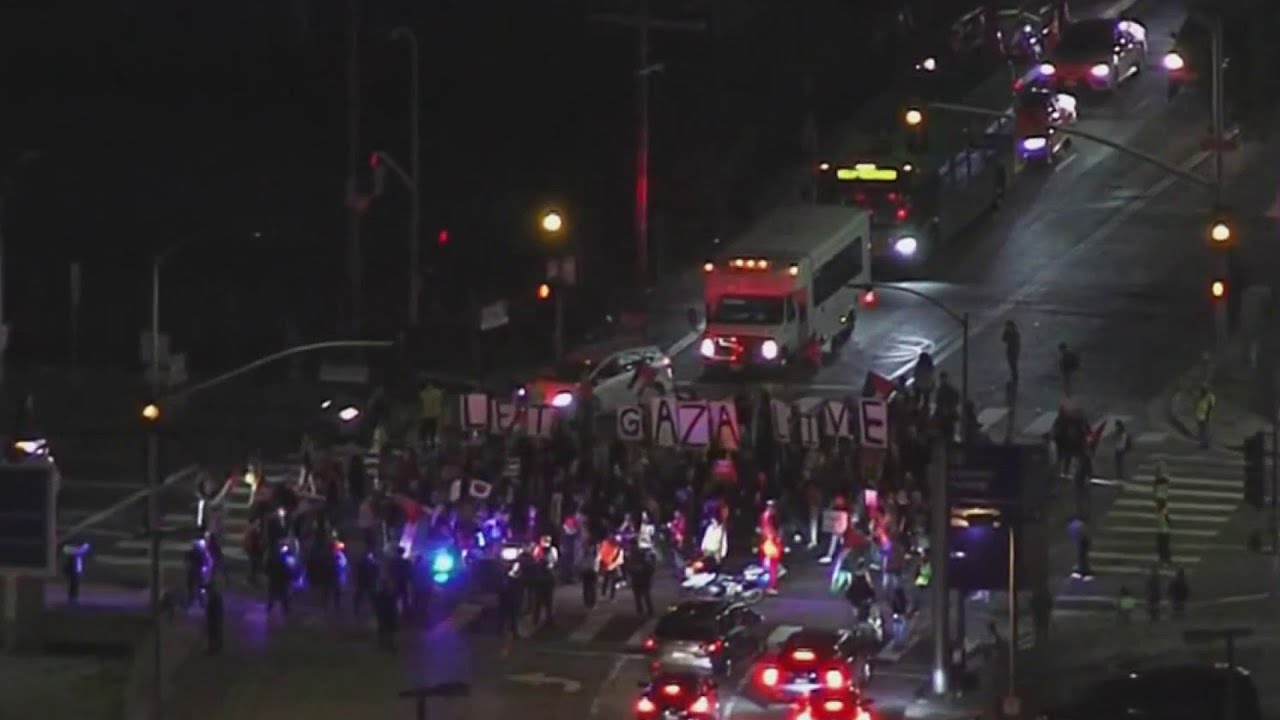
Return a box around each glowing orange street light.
[904,108,924,126]
[1210,279,1226,299]
[540,210,564,235]
[537,283,552,300]
[141,403,161,421]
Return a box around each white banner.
[640,398,740,449]
[616,405,644,442]
[858,398,889,448]
[457,394,557,438]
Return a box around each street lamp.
[540,210,565,236]
[390,26,422,326]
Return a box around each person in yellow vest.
[419,383,442,448]
[1194,385,1216,449]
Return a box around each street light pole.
[392,27,422,327]
[961,312,970,410]
[147,256,162,719]
[635,0,652,288]
[1209,16,1225,203]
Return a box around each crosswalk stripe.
[626,617,661,648]
[1106,510,1226,523]
[1127,476,1243,490]
[1134,431,1167,445]
[977,407,1009,430]
[1021,411,1058,437]
[766,624,803,648]
[1095,414,1133,434]
[569,607,618,642]
[1117,483,1240,499]
[1112,497,1237,512]
[1088,563,1184,576]
[1090,550,1201,563]
[94,555,187,570]
[1104,525,1219,537]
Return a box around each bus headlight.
[551,391,574,408]
[760,339,779,360]
[1090,63,1111,78]
[699,338,715,358]
[893,236,918,257]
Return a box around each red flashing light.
[642,636,656,651]
[701,639,723,654]
[636,697,656,713]
[759,666,780,687]
[369,152,380,167]
[895,206,910,222]
[437,229,449,246]
[861,289,878,307]
[823,668,846,689]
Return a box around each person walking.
[1194,385,1216,449]
[1002,320,1021,386]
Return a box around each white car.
[529,344,674,415]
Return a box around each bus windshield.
[709,296,785,325]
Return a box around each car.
[635,671,720,719]
[642,599,764,676]
[1014,86,1078,163]
[989,0,1069,61]
[752,628,879,702]
[789,687,875,720]
[527,342,673,415]
[1037,18,1147,92]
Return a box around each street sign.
[479,300,509,331]
[0,463,57,575]
[947,444,1034,508]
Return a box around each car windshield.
[547,357,595,382]
[709,295,784,325]
[1059,21,1114,54]
[654,614,716,642]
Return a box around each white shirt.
[701,522,727,561]
[638,522,656,550]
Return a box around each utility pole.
[345,0,364,334]
[589,1,705,289]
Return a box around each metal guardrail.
[63,464,200,539]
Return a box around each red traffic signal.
[369,152,380,167]
[536,283,552,300]
[860,288,879,307]
[437,229,449,246]
[1210,279,1227,299]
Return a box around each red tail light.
[759,666,780,687]
[642,636,656,651]
[636,696,656,713]
[886,192,899,202]
[895,206,909,222]
[662,684,682,696]
[824,700,846,712]
[701,640,723,654]
[853,192,869,205]
[823,668,846,688]
[861,289,878,307]
[689,696,711,714]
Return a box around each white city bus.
[698,205,873,372]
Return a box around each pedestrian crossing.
[87,461,298,575]
[1080,450,1244,579]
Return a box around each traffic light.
[1207,207,1235,249]
[1244,431,1265,508]
[536,283,552,300]
[437,229,450,246]
[903,107,927,152]
[1210,278,1227,301]
[860,287,879,308]
[141,403,161,422]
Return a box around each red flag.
[862,370,896,399]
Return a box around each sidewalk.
[1166,345,1266,451]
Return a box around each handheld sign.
[858,398,888,448]
[616,405,644,442]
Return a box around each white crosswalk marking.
[1076,451,1243,578]
[1021,411,1058,437]
[977,407,1009,431]
[568,607,617,642]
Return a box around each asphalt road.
[657,0,1242,450]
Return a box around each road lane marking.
[1053,153,1079,173]
[1112,496,1237,512]
[1105,525,1219,537]
[1107,510,1224,523]
[887,149,1213,381]
[1021,411,1058,437]
[977,407,1009,430]
[588,655,629,719]
[1116,482,1240,498]
[1090,550,1201,563]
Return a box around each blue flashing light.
[431,550,456,576]
[432,572,450,584]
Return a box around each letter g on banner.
[617,405,644,442]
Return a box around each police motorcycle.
[681,556,767,606]
[186,535,215,607]
[279,535,306,590]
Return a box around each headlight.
[1163,52,1184,71]
[892,236,918,257]
[1090,63,1111,78]
[1037,62,1055,76]
[1021,136,1048,151]
[337,406,360,422]
[699,338,715,358]
[551,391,574,408]
[760,339,779,360]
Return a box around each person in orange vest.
[597,535,625,601]
[759,500,783,594]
